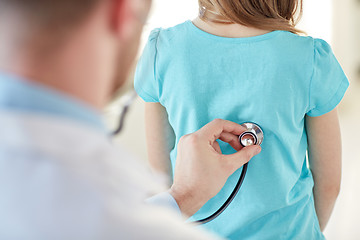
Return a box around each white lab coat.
[0,111,221,240]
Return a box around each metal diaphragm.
[239,123,264,147]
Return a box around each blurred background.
[106,0,360,239]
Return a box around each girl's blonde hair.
[198,0,304,35]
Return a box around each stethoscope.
[112,90,138,136]
[113,92,264,224]
[194,122,264,224]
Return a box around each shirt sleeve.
[134,29,161,103]
[145,192,181,215]
[306,38,349,117]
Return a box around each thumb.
[223,145,262,172]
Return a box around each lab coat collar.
[0,72,106,132]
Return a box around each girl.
[134,0,349,239]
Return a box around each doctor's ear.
[110,0,151,40]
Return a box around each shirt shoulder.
[272,32,337,61]
[150,21,192,50]
[269,31,315,57]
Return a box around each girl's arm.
[306,108,342,231]
[144,102,175,181]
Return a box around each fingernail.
[255,146,261,154]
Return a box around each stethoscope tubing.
[194,122,263,224]
[194,162,248,224]
[112,96,262,225]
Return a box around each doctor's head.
[0,0,152,109]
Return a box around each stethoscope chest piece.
[195,122,264,224]
[239,123,264,147]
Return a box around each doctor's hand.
[169,119,262,217]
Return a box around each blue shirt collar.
[0,72,106,131]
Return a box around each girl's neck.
[192,17,272,38]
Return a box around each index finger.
[198,119,247,143]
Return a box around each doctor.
[0,0,261,239]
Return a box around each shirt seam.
[307,75,348,116]
[308,37,316,113]
[153,29,161,102]
[136,86,158,102]
[186,20,284,44]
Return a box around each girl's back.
[135,2,348,239]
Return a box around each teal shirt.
[135,21,349,239]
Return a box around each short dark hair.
[0,0,101,29]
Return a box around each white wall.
[324,1,360,239]
[332,0,360,115]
